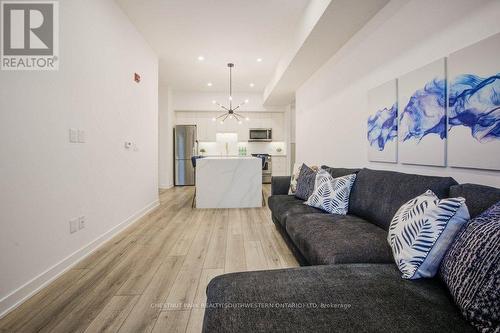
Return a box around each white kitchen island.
[195,156,262,208]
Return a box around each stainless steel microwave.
[249,128,272,142]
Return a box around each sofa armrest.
[271,176,291,195]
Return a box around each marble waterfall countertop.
[195,156,262,208]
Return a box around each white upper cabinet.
[206,117,216,140]
[175,111,286,142]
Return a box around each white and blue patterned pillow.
[388,190,470,279]
[304,171,356,215]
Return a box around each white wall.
[159,86,175,188]
[296,0,500,187]
[173,91,286,112]
[0,0,158,316]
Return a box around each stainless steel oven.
[249,128,272,142]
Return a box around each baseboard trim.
[0,199,160,319]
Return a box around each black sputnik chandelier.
[211,63,250,124]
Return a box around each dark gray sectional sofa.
[203,167,500,332]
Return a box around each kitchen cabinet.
[272,156,288,176]
[175,111,286,143]
[237,122,249,141]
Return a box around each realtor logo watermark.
[1,1,59,70]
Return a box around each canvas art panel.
[367,79,398,163]
[447,33,500,171]
[398,58,447,166]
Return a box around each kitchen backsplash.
[199,141,286,156]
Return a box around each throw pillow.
[388,190,470,279]
[288,162,302,195]
[304,171,357,215]
[289,163,319,195]
[440,201,500,333]
[295,164,317,200]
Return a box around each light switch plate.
[69,219,78,233]
[69,128,78,143]
[78,216,85,229]
[78,130,85,143]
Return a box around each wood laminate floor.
[0,185,299,333]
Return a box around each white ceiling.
[263,0,389,105]
[116,0,310,93]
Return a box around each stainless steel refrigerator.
[174,125,197,186]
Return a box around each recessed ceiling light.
[256,58,262,62]
[212,100,216,104]
[207,82,213,87]
[197,55,205,61]
[249,83,255,88]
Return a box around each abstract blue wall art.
[448,33,500,170]
[367,79,398,163]
[398,58,447,166]
[367,104,398,150]
[400,78,447,142]
[449,74,500,142]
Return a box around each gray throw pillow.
[440,201,500,332]
[295,164,316,201]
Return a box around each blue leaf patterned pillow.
[304,171,356,215]
[388,190,470,279]
[440,201,500,332]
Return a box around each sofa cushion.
[267,195,325,228]
[321,165,360,178]
[388,190,469,279]
[440,201,500,332]
[203,264,475,333]
[348,168,458,230]
[449,183,500,218]
[285,213,393,265]
[271,176,292,195]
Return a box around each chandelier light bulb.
[207,82,213,87]
[229,96,232,101]
[229,115,233,119]
[219,120,224,125]
[197,55,205,61]
[238,120,243,125]
[249,83,255,88]
[211,117,216,122]
[257,58,262,62]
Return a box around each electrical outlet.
[78,216,85,229]
[69,219,78,233]
[77,130,86,143]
